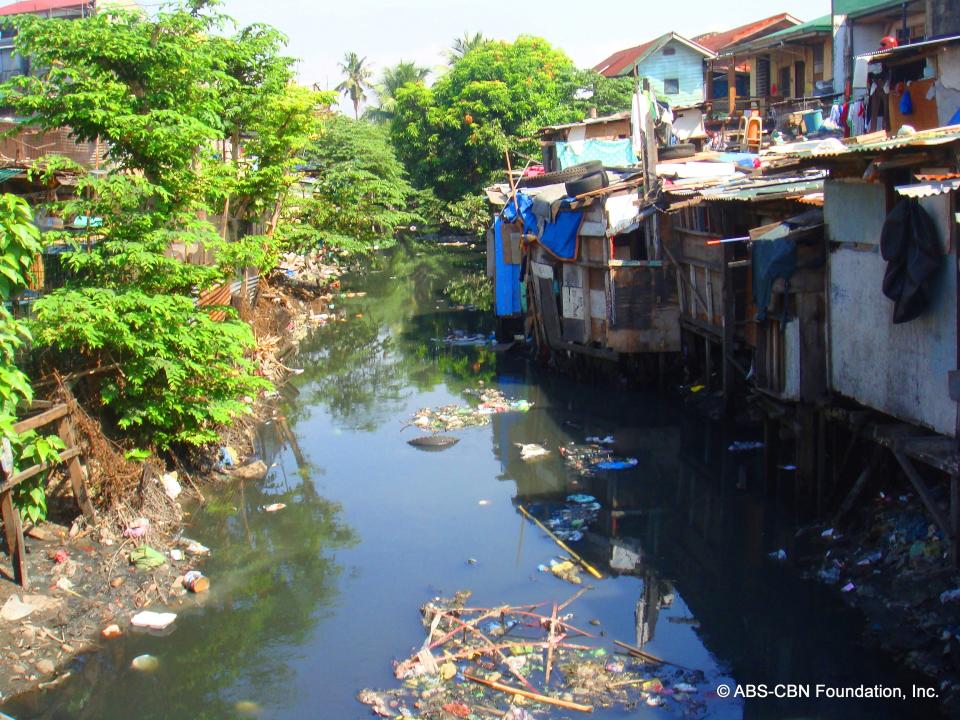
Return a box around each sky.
[217,0,832,111]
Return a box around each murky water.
[3,241,941,719]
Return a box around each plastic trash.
[182,539,210,556]
[131,654,159,672]
[594,458,638,470]
[768,549,787,561]
[219,446,237,468]
[728,441,764,452]
[160,472,181,500]
[841,582,856,593]
[940,589,960,604]
[170,549,184,561]
[515,443,549,461]
[585,436,615,445]
[821,528,836,539]
[130,610,177,630]
[857,551,882,566]
[674,683,697,693]
[102,624,122,638]
[264,503,286,513]
[123,517,150,539]
[183,570,210,593]
[129,545,166,571]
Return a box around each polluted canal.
[3,241,941,719]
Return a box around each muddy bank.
[0,257,346,702]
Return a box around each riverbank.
[0,254,346,702]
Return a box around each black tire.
[565,171,608,197]
[658,143,696,160]
[517,161,602,188]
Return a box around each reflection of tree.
[284,241,496,432]
[10,473,357,720]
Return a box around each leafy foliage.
[390,36,634,199]
[443,271,492,311]
[32,289,269,447]
[279,116,416,257]
[365,60,429,123]
[336,51,373,120]
[2,3,322,450]
[0,195,64,521]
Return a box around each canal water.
[2,241,940,719]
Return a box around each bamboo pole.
[463,673,593,713]
[613,639,696,672]
[517,504,603,580]
[545,601,558,684]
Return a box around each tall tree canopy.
[447,32,487,64]
[390,35,633,199]
[336,51,372,119]
[366,60,429,123]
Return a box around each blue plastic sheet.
[493,217,522,317]
[539,209,582,261]
[555,139,635,169]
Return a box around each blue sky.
[219,0,831,110]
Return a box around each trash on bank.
[129,545,166,571]
[102,624,122,638]
[357,591,707,719]
[160,472,181,500]
[181,539,210,556]
[560,444,637,475]
[123,517,150,539]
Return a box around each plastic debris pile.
[410,388,532,433]
[432,331,494,347]
[545,494,601,543]
[560,442,638,477]
[357,591,709,719]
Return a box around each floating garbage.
[407,435,459,450]
[182,570,209,593]
[101,624,122,639]
[516,443,549,461]
[410,388,533,433]
[585,435,615,445]
[131,654,160,672]
[130,610,177,630]
[263,503,286,513]
[841,582,856,593]
[594,458,638,471]
[359,592,705,719]
[768,549,787,562]
[941,589,960,604]
[432,331,494,347]
[728,441,764,452]
[182,539,210,556]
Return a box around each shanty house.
[594,33,716,108]
[694,13,802,106]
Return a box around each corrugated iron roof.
[725,14,832,55]
[859,34,960,62]
[895,178,960,198]
[0,0,89,15]
[593,32,716,78]
[765,126,960,161]
[537,112,631,135]
[700,178,824,202]
[693,13,801,53]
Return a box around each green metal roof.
[726,15,832,54]
[835,0,921,19]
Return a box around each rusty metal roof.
[0,0,89,15]
[693,13,801,53]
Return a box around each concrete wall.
[825,180,957,436]
[638,39,705,106]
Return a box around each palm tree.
[447,32,487,64]
[366,61,430,123]
[336,51,372,119]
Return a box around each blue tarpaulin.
[539,209,582,260]
[493,217,522,317]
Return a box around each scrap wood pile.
[409,388,532,434]
[358,590,709,719]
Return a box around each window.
[663,47,676,56]
[663,78,679,94]
[756,55,771,96]
[812,43,824,82]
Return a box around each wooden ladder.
[0,398,95,589]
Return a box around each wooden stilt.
[0,489,27,588]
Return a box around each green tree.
[366,60,429,123]
[448,31,487,64]
[336,51,372,119]
[391,36,586,199]
[2,3,314,449]
[279,116,415,257]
